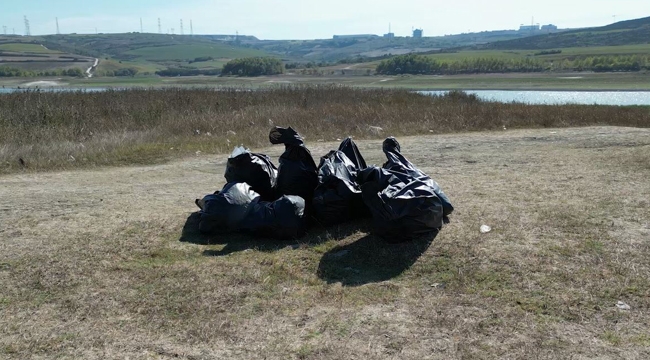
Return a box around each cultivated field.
[0,43,60,54]
[0,42,94,72]
[0,35,274,77]
[420,44,650,62]
[1,126,649,359]
[123,44,269,61]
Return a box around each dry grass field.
[2,87,649,174]
[1,126,649,359]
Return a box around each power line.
[140,18,143,33]
[24,15,31,36]
[56,17,60,35]
[180,19,184,35]
[2,26,6,35]
[190,20,193,36]
[158,18,162,34]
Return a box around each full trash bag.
[381,137,454,218]
[224,146,278,201]
[358,137,453,243]
[312,138,368,226]
[196,182,307,239]
[244,195,307,239]
[338,137,367,170]
[269,127,318,204]
[196,182,260,235]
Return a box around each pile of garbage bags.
[195,127,453,242]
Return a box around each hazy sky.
[1,0,648,39]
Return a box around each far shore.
[2,72,650,92]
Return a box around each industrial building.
[412,28,423,38]
[541,24,558,31]
[519,23,559,32]
[519,24,540,31]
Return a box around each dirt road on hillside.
[1,127,649,359]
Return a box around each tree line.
[0,67,85,77]
[552,55,649,72]
[96,68,140,77]
[155,68,221,77]
[221,57,283,76]
[376,54,545,75]
[155,57,284,77]
[0,67,146,78]
[376,54,650,75]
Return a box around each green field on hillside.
[94,59,164,75]
[0,43,60,54]
[537,44,650,59]
[423,44,650,62]
[124,44,269,61]
[184,59,230,69]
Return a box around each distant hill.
[249,29,563,62]
[480,16,650,50]
[37,33,269,61]
[0,40,95,74]
[0,33,274,76]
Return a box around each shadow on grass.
[317,231,437,287]
[180,212,435,285]
[179,212,370,257]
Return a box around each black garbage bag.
[269,127,318,203]
[196,182,307,239]
[196,182,260,235]
[312,138,369,226]
[338,137,367,170]
[357,137,453,243]
[224,146,278,201]
[244,195,307,239]
[381,137,454,217]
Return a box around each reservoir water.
[419,90,650,106]
[2,87,649,106]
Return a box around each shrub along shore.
[1,86,649,173]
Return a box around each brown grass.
[1,86,649,173]
[1,126,649,359]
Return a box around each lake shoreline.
[3,86,650,106]
[2,71,650,92]
[3,85,650,93]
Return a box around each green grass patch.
[96,59,163,74]
[423,44,650,63]
[630,334,650,346]
[0,43,60,54]
[425,50,531,61]
[124,44,269,61]
[601,331,623,346]
[184,59,229,69]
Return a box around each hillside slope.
[1,33,274,75]
[0,38,95,73]
[40,33,271,61]
[482,16,650,50]
[252,29,560,62]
